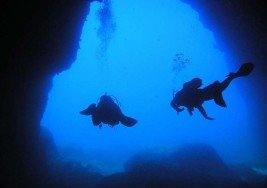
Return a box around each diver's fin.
[79,103,96,115]
[120,115,137,127]
[235,62,254,77]
[214,92,227,107]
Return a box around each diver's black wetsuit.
[80,95,137,127]
[93,95,123,126]
[171,76,235,120]
[171,63,254,120]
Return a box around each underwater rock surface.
[40,142,257,188]
[99,143,252,188]
[39,126,59,162]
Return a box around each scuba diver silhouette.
[171,63,254,120]
[80,94,137,128]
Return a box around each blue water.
[41,0,257,175]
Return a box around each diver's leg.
[219,63,252,92]
[220,63,254,91]
[219,74,236,92]
[196,105,214,120]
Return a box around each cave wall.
[0,1,92,187]
[0,0,266,187]
[182,0,267,68]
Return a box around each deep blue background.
[41,0,257,175]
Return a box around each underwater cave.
[42,0,257,174]
[1,0,267,187]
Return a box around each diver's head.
[100,95,113,102]
[183,78,203,90]
[191,78,202,88]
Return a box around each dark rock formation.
[0,1,93,187]
[39,126,59,163]
[182,0,267,67]
[230,163,267,188]
[44,161,102,188]
[168,143,230,175]
[1,0,266,187]
[99,144,251,188]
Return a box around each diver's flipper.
[79,103,96,115]
[120,115,137,127]
[235,62,254,77]
[214,92,227,107]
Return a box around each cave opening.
[41,0,257,175]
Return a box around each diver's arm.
[196,105,214,120]
[170,100,184,113]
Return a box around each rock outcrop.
[100,144,251,188]
[1,1,92,187]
